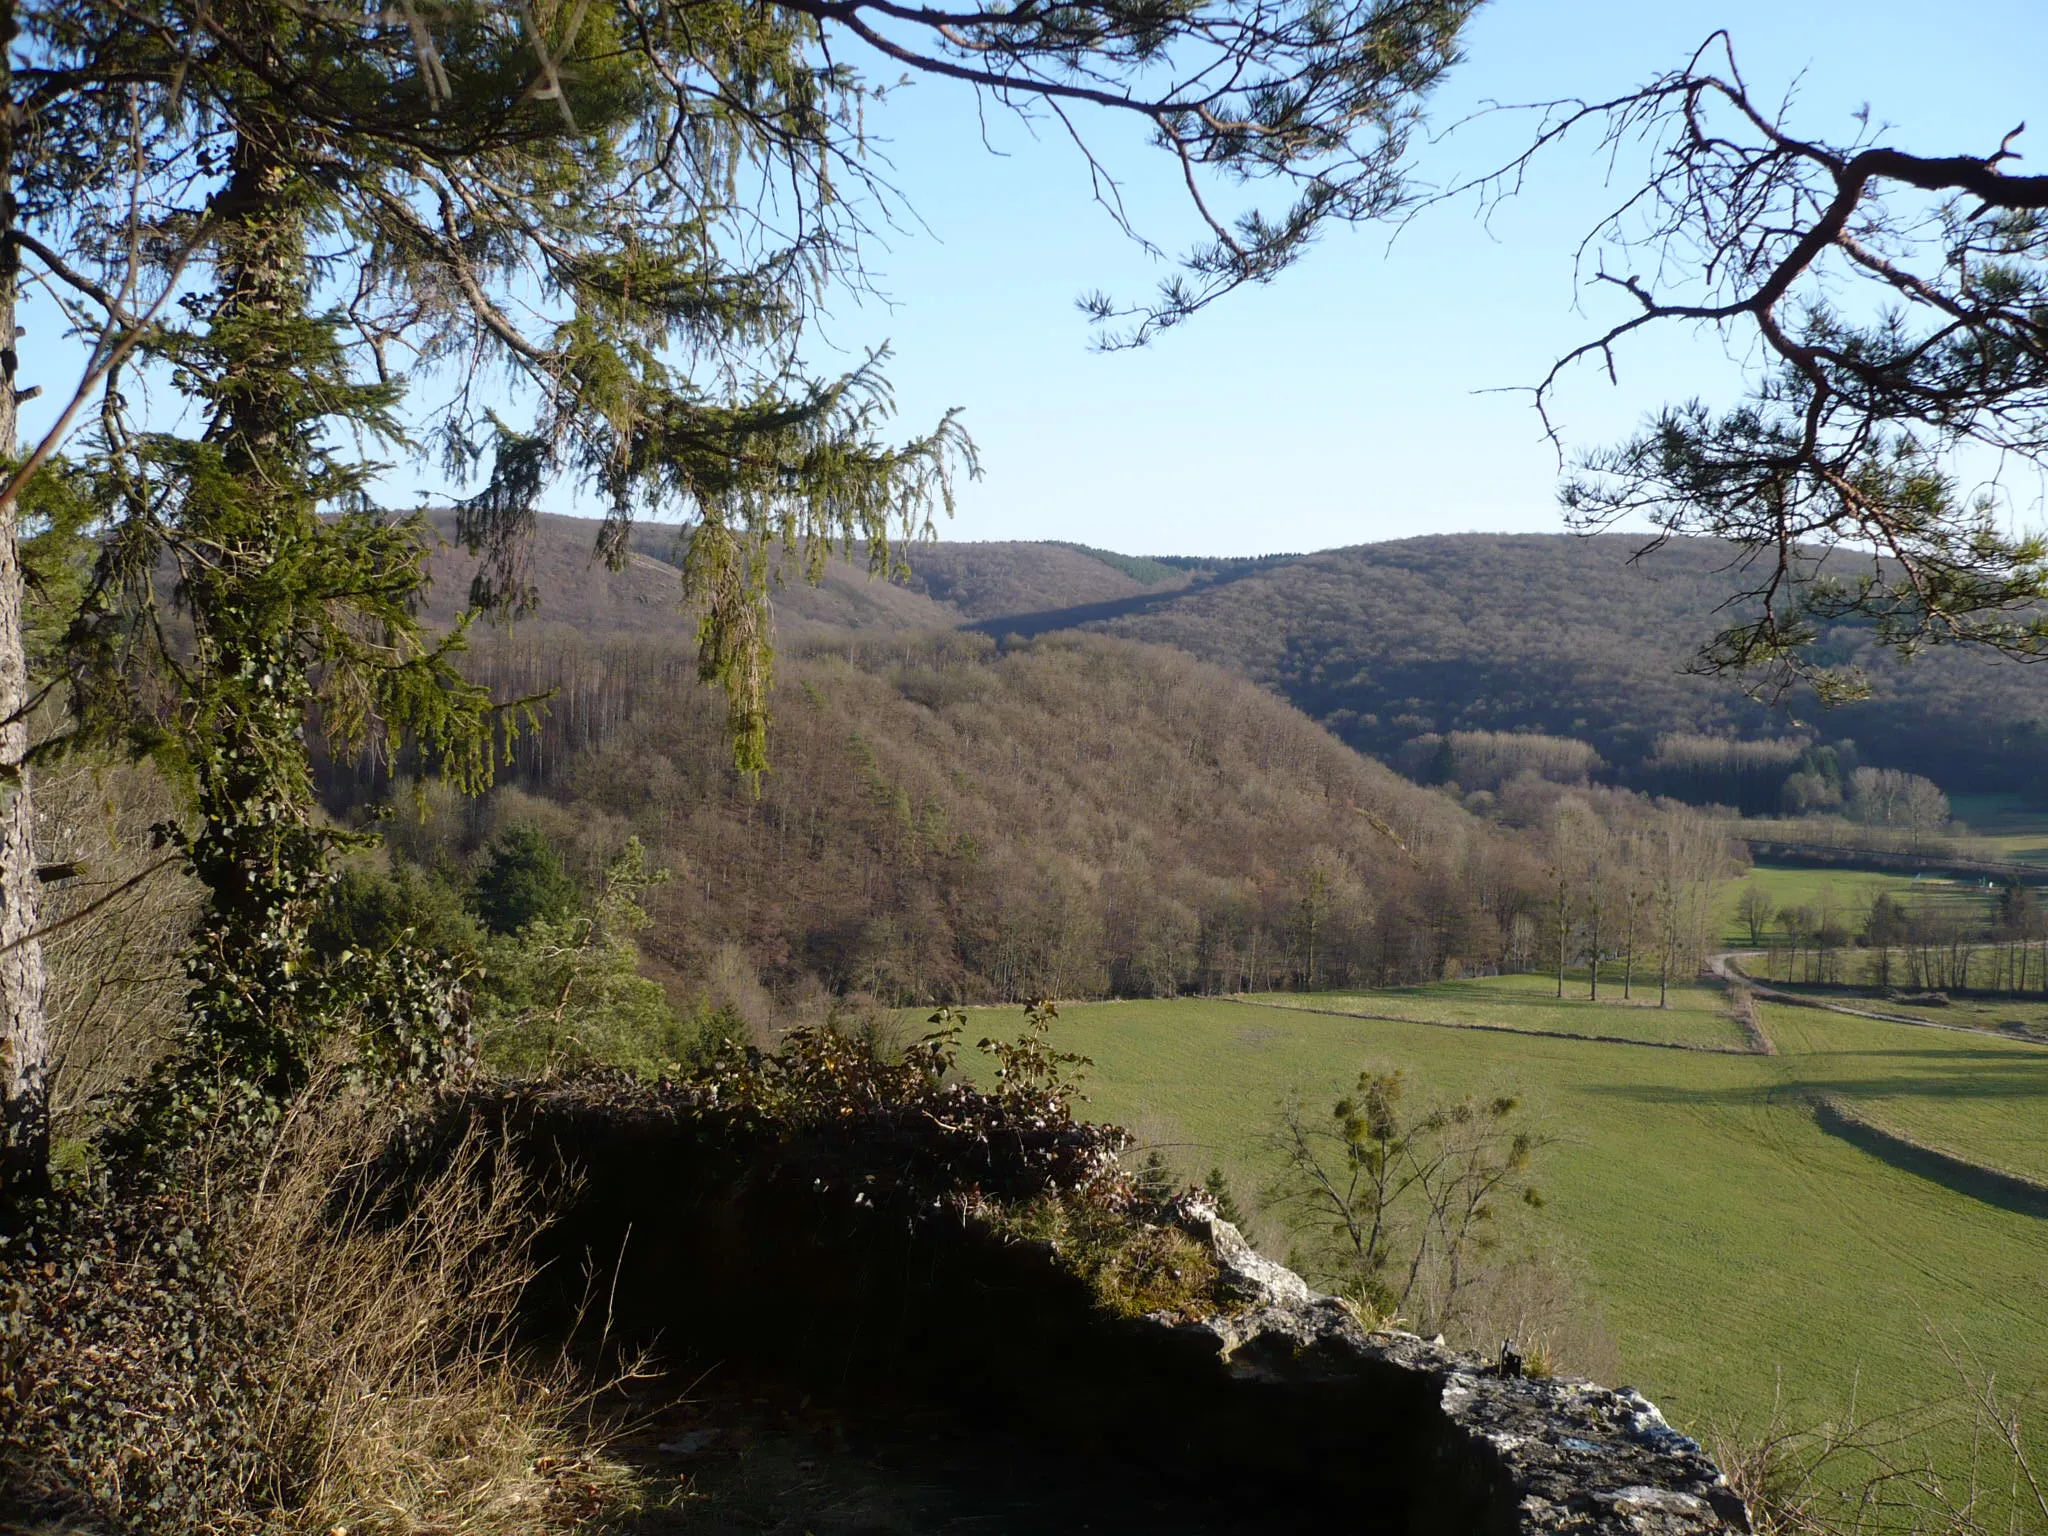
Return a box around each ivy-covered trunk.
[150,125,346,1121]
[0,0,51,1230]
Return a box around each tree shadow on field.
[1804,1098,2048,1221]
[1582,1064,2048,1109]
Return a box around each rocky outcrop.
[490,1085,1749,1536]
[1176,1197,1748,1533]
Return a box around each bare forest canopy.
[415,518,2048,808]
[341,625,1564,1007]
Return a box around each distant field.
[1720,862,1997,947]
[1949,793,2048,866]
[993,983,2048,1467]
[1744,974,2048,1036]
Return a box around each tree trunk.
[0,0,52,1230]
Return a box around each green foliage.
[1043,542,1188,587]
[46,130,501,1159]
[976,999,1093,1123]
[684,1001,1129,1205]
[1203,1166,1250,1230]
[986,1190,1221,1322]
[469,827,583,938]
[1261,1068,1549,1334]
[311,866,484,964]
[1997,882,2039,939]
[678,1000,1219,1318]
[474,840,692,1078]
[0,1186,282,1533]
[1135,1150,1177,1205]
[16,458,99,676]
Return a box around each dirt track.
[1705,951,2048,1043]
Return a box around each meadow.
[1720,863,1997,947]
[992,979,2048,1461]
[1750,978,2048,1037]
[1245,970,1747,1050]
[1949,792,2048,867]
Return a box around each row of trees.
[1737,882,2048,995]
[1544,797,1733,1006]
[1396,730,1607,794]
[1398,724,1958,833]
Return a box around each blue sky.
[20,1,2044,559]
[791,0,2048,556]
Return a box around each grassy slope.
[1949,793,2048,866]
[1763,1007,2048,1183]
[1026,987,2048,1448]
[1753,981,2048,1036]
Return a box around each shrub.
[1261,1069,1555,1341]
[681,1000,1130,1205]
[474,838,694,1077]
[666,1001,1236,1322]
[1203,1165,1250,1229]
[311,864,484,964]
[987,1189,1221,1321]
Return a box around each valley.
[11,11,2044,1530]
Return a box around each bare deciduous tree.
[1454,33,2048,699]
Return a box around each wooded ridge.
[418,518,2048,802]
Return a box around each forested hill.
[414,512,964,637]
[1078,534,2048,797]
[416,516,2048,799]
[413,514,1271,635]
[419,629,1533,1005]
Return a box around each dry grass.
[1709,1350,2048,1536]
[227,1087,645,1536]
[2,1080,648,1536]
[37,756,202,1139]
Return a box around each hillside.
[375,626,1542,1009]
[1083,534,2048,798]
[412,516,2048,803]
[414,511,964,638]
[413,514,1256,635]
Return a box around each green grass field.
[1762,1007,2048,1184]
[1746,976,2048,1038]
[1720,864,1996,947]
[995,983,2048,1460]
[1246,971,1747,1050]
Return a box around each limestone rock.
[1167,1194,1749,1533]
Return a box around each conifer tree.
[0,0,1484,1213]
